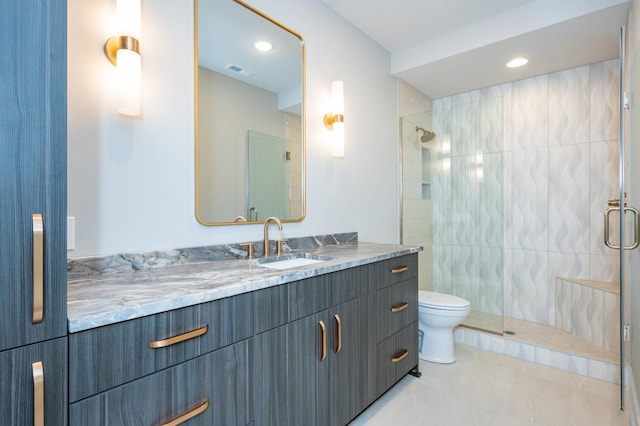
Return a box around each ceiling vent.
[224,63,252,77]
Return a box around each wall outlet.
[67,216,75,251]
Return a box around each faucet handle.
[239,242,255,259]
[276,239,288,255]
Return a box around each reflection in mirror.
[195,0,305,225]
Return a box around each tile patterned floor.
[350,344,629,426]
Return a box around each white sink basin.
[256,253,333,270]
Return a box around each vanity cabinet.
[252,264,382,426]
[68,252,419,426]
[0,0,68,422]
[373,255,419,397]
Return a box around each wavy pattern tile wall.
[432,59,620,326]
[556,277,619,353]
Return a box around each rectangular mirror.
[195,0,306,225]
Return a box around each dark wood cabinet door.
[252,325,288,425]
[0,0,67,351]
[0,338,68,425]
[287,312,323,426]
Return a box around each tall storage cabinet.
[0,0,68,424]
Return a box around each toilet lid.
[418,290,470,310]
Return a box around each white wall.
[67,0,399,257]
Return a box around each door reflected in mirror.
[195,0,305,225]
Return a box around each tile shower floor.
[350,344,628,426]
[463,311,618,364]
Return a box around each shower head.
[416,126,436,143]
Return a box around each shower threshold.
[457,312,619,384]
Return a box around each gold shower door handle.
[32,214,44,324]
[32,361,44,426]
[604,206,640,250]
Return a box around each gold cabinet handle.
[334,314,342,353]
[160,400,209,426]
[32,214,44,324]
[391,266,408,274]
[319,321,327,361]
[391,302,409,313]
[148,325,208,349]
[32,361,44,426]
[391,349,408,363]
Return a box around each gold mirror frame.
[194,0,306,226]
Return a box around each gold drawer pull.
[32,361,44,426]
[391,266,408,274]
[391,349,408,363]
[391,302,408,313]
[319,320,327,361]
[32,214,44,324]
[148,325,208,349]
[334,314,342,353]
[160,400,209,426]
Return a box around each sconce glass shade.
[332,121,344,157]
[324,80,344,158]
[117,0,141,38]
[104,0,142,117]
[116,48,141,116]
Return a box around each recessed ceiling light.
[506,57,528,68]
[253,40,274,52]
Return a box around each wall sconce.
[104,0,142,117]
[324,81,344,157]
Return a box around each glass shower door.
[401,96,505,335]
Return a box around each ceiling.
[320,0,631,99]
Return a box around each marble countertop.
[67,242,421,333]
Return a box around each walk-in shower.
[400,58,623,392]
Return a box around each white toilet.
[418,290,471,364]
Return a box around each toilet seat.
[418,290,470,311]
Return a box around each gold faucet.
[263,216,283,257]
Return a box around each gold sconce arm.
[104,35,140,65]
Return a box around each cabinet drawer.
[376,322,418,397]
[69,340,251,426]
[376,278,418,342]
[69,293,252,402]
[372,254,418,290]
